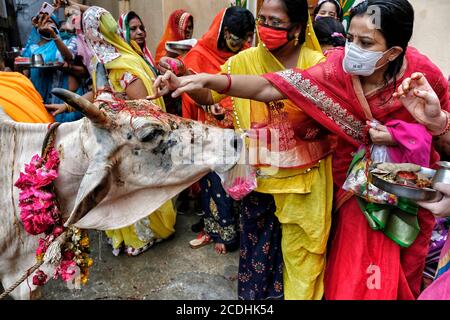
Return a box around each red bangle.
[436,112,450,137]
[217,73,232,94]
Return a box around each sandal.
[189,231,212,249]
[125,240,155,257]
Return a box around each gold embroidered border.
[277,69,365,143]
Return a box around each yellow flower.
[81,275,88,285]
[79,237,89,247]
[86,258,93,267]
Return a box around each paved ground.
[38,213,239,300]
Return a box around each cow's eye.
[139,128,165,143]
[139,129,164,142]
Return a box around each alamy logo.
[366,264,381,290]
[366,5,382,30]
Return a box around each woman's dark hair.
[313,0,343,21]
[127,11,143,25]
[313,16,346,47]
[222,6,255,39]
[277,0,309,45]
[350,0,414,86]
[219,6,255,51]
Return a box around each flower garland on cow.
[14,124,92,287]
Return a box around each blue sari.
[23,27,84,122]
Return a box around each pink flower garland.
[14,148,92,286]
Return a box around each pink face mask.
[257,24,290,50]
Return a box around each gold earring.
[294,33,300,46]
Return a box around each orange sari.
[0,72,54,123]
[155,9,193,63]
[181,8,239,128]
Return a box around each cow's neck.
[53,119,99,218]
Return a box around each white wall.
[408,0,450,76]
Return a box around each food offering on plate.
[372,163,433,188]
[14,57,31,65]
[370,162,441,202]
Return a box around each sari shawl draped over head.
[118,11,158,76]
[419,219,450,300]
[182,8,239,128]
[0,72,54,123]
[264,47,450,299]
[155,9,193,63]
[82,6,164,108]
[22,14,78,104]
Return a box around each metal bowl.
[431,161,450,187]
[370,167,442,202]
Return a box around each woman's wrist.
[430,111,449,136]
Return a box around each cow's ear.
[64,159,111,227]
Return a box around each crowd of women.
[1,0,449,300]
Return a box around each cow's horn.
[51,88,111,126]
[95,63,114,100]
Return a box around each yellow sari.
[83,7,175,251]
[212,18,333,299]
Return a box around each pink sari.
[264,47,449,299]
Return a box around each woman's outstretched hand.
[148,71,208,100]
[417,183,450,218]
[393,72,446,134]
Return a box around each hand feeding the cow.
[0,63,242,299]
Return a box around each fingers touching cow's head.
[51,65,241,229]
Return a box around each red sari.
[264,47,449,300]
[181,8,237,128]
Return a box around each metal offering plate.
[165,41,194,51]
[370,165,441,202]
[30,62,63,69]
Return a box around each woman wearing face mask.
[151,0,449,299]
[22,14,79,107]
[181,7,255,255]
[153,0,333,300]
[313,0,343,21]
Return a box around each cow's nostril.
[232,136,239,150]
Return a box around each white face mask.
[343,41,387,76]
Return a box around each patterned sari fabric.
[155,9,193,63]
[264,47,449,300]
[239,192,283,300]
[419,217,450,300]
[423,218,449,280]
[200,172,238,251]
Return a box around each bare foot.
[214,243,227,255]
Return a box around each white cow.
[0,65,241,299]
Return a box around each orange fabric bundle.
[0,72,54,123]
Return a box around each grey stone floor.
[38,213,239,300]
